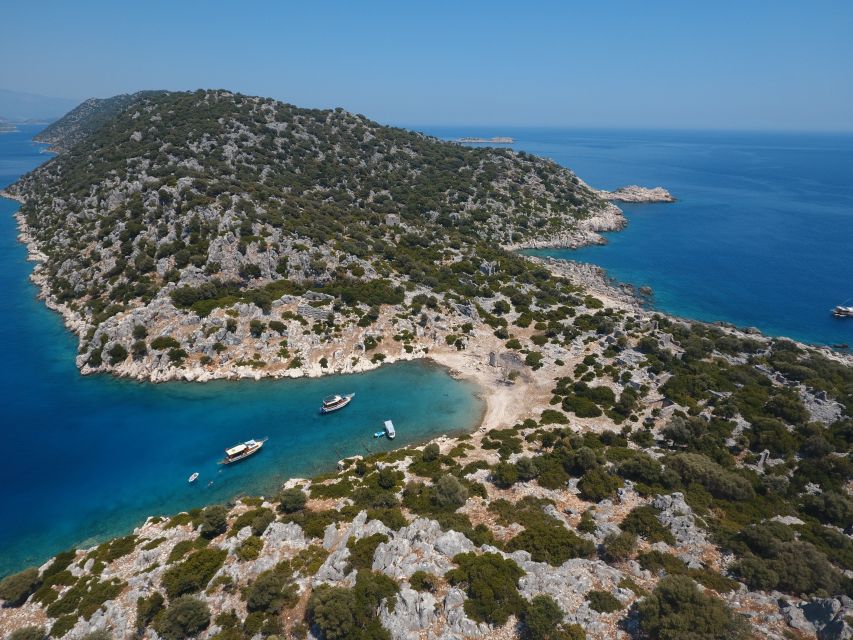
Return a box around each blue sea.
[422,126,853,348]
[0,126,484,576]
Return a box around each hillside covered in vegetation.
[8,89,616,381]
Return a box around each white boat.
[384,420,396,440]
[219,437,267,465]
[188,472,199,483]
[320,393,355,414]
[832,305,853,318]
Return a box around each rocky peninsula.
[593,185,675,203]
[1,91,851,640]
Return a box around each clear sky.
[2,0,852,130]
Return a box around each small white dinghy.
[188,472,199,484]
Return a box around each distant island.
[1,90,851,640]
[0,118,16,133]
[456,136,515,144]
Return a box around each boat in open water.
[374,420,396,439]
[188,472,199,483]
[219,438,267,465]
[832,305,853,318]
[320,393,355,414]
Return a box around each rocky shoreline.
[594,185,675,203]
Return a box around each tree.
[434,474,468,509]
[422,443,440,462]
[516,456,540,481]
[199,504,228,538]
[156,596,211,640]
[637,575,749,640]
[0,567,41,607]
[377,467,397,490]
[493,462,519,488]
[278,487,307,513]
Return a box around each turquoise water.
[422,127,853,347]
[0,126,484,577]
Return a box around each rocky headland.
[594,185,675,203]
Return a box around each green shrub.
[107,343,128,365]
[638,550,689,576]
[734,541,839,595]
[196,505,226,539]
[802,491,853,528]
[8,627,46,640]
[434,474,468,508]
[229,507,275,537]
[586,589,622,613]
[540,409,569,425]
[346,533,389,571]
[516,456,540,481]
[155,596,210,640]
[45,575,125,620]
[507,518,595,566]
[422,443,440,462]
[577,468,622,502]
[245,569,298,613]
[236,535,264,561]
[162,547,227,598]
[307,570,398,640]
[136,591,165,630]
[446,552,525,626]
[151,335,180,350]
[42,550,76,579]
[409,571,438,592]
[0,567,41,606]
[621,506,675,545]
[601,531,637,563]
[492,462,520,488]
[278,488,307,513]
[522,594,585,640]
[637,575,749,640]
[666,453,754,501]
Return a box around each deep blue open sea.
[423,126,853,348]
[0,126,484,576]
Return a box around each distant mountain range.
[0,88,79,123]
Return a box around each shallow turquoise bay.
[0,126,484,576]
